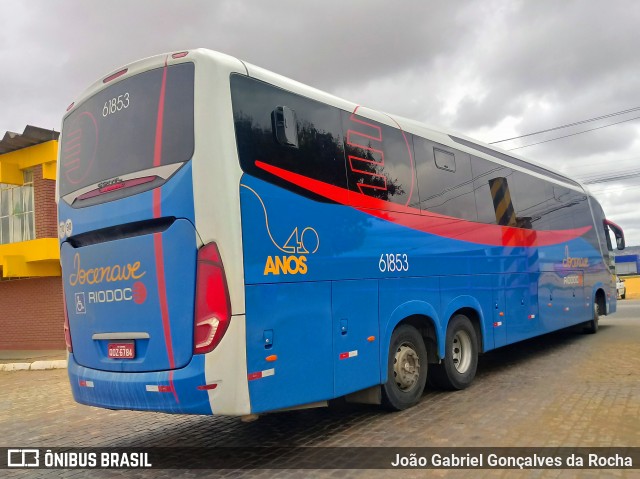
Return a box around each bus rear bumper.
[67,353,213,415]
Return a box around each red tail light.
[194,242,231,355]
[63,291,73,353]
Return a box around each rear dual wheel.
[429,314,478,390]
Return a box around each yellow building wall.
[0,140,60,278]
[622,276,640,299]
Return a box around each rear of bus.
[58,50,250,415]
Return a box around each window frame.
[0,169,35,244]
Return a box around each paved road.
[2,301,639,478]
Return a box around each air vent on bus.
[66,217,176,248]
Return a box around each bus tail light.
[194,242,231,355]
[63,292,73,353]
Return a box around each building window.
[0,170,35,244]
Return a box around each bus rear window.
[59,62,194,198]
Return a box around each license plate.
[108,342,135,359]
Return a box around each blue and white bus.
[58,49,625,415]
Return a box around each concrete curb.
[0,360,67,372]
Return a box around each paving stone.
[2,301,639,478]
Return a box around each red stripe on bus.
[153,233,174,367]
[254,161,591,248]
[152,57,179,404]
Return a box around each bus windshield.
[59,62,195,199]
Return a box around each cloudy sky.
[2,0,640,246]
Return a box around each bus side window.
[545,185,581,232]
[470,155,512,225]
[341,111,418,208]
[510,171,555,230]
[414,138,476,220]
[231,74,346,194]
[434,148,455,172]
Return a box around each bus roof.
[66,48,587,194]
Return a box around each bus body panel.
[61,217,197,372]
[185,50,251,414]
[377,277,443,368]
[231,71,615,399]
[58,161,195,237]
[332,280,381,397]
[239,170,610,411]
[189,49,248,317]
[68,353,212,414]
[60,156,198,374]
[59,49,619,416]
[245,282,333,413]
[67,316,251,416]
[60,51,252,415]
[504,272,538,344]
[202,315,251,416]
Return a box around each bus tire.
[430,314,478,390]
[381,324,428,411]
[584,300,600,334]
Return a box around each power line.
[578,168,639,182]
[578,169,630,182]
[489,106,640,144]
[505,114,640,151]
[582,170,640,185]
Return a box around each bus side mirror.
[605,219,625,251]
[271,106,299,148]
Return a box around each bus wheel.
[430,314,478,390]
[584,300,600,334]
[381,324,427,411]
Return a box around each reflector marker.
[248,368,275,381]
[367,336,376,342]
[339,350,358,360]
[79,380,94,388]
[197,383,218,391]
[146,385,173,393]
[265,355,278,362]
